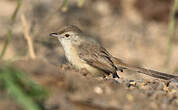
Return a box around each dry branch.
[20,14,36,59]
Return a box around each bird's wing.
[77,42,116,74]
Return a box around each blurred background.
[0,0,178,110]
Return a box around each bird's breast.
[62,44,104,76]
[62,43,85,68]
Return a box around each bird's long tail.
[111,57,178,80]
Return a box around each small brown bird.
[50,25,178,80]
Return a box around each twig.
[0,0,22,59]
[165,0,178,66]
[20,14,36,59]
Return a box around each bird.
[50,25,178,80]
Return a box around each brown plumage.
[58,25,82,35]
[50,25,178,80]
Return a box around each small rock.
[94,86,103,94]
[128,80,136,87]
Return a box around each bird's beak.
[49,32,59,37]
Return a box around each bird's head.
[50,25,83,44]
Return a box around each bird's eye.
[65,34,70,37]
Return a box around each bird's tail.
[111,57,178,80]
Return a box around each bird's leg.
[112,72,120,78]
